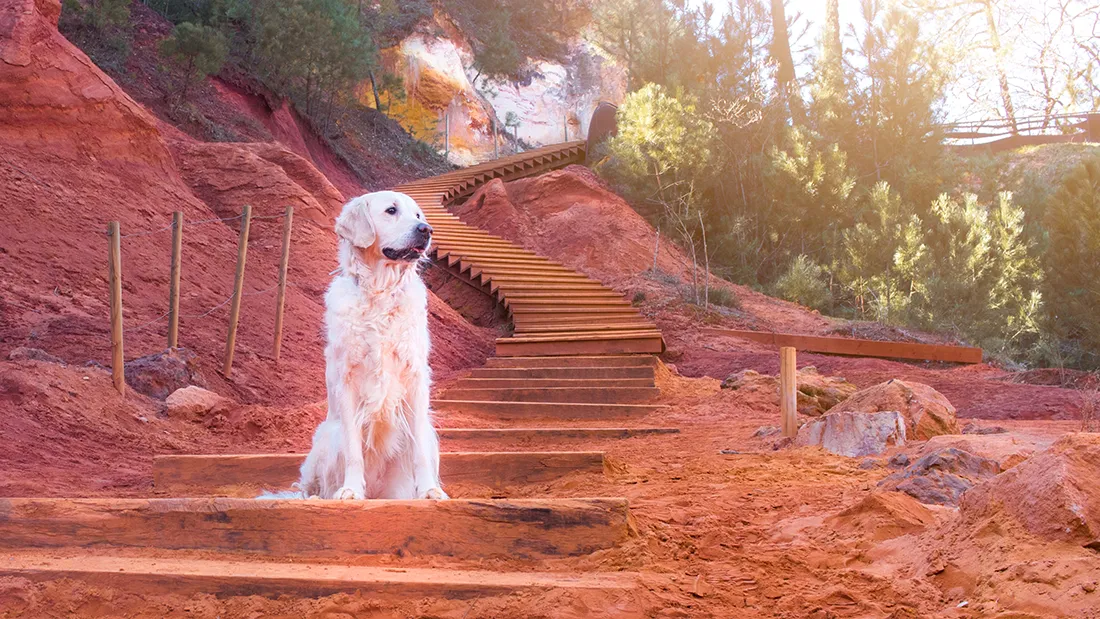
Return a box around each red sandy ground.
[1,2,1098,617]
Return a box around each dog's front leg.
[334,380,379,500]
[410,371,447,500]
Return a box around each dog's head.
[335,191,432,264]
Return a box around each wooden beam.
[702,328,982,364]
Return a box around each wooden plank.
[433,400,665,420]
[469,367,655,380]
[702,328,983,364]
[452,378,655,388]
[483,355,658,369]
[439,386,659,404]
[0,497,630,560]
[439,427,679,440]
[152,451,605,495]
[0,553,636,599]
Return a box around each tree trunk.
[368,70,382,112]
[982,0,1017,132]
[770,0,805,125]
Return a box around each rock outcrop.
[879,447,1001,506]
[723,366,858,416]
[795,410,907,457]
[826,379,959,440]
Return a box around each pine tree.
[158,22,228,101]
[1043,158,1100,367]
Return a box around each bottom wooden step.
[0,554,637,600]
[0,497,632,560]
[154,452,605,496]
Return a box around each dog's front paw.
[422,487,448,500]
[335,486,364,500]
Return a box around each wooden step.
[433,400,666,420]
[514,323,657,334]
[439,387,659,404]
[438,427,680,441]
[153,451,605,496]
[0,554,637,599]
[484,355,658,369]
[468,366,655,379]
[0,497,630,560]
[452,377,655,388]
[496,336,665,357]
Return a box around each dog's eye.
[385,206,398,215]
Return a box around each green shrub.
[1042,157,1100,368]
[707,286,741,309]
[158,22,228,101]
[775,255,833,311]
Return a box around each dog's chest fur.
[324,270,429,453]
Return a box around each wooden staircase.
[397,141,665,357]
[0,142,678,607]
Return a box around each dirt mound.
[959,433,1100,545]
[825,491,939,541]
[0,0,493,405]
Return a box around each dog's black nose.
[416,223,432,236]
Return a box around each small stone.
[889,453,911,468]
[166,386,229,419]
[720,449,741,455]
[752,426,781,438]
[859,458,880,470]
[962,422,1009,435]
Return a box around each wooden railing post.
[222,205,252,377]
[780,347,798,438]
[167,211,183,349]
[107,221,125,396]
[273,205,293,362]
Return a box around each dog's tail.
[256,482,309,500]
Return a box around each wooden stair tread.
[152,451,606,495]
[0,553,638,598]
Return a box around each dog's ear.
[335,196,376,248]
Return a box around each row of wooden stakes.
[105,205,294,396]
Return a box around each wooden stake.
[107,221,125,396]
[273,205,293,362]
[780,347,798,438]
[222,205,252,377]
[444,110,450,160]
[167,211,183,349]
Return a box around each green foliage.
[919,192,1041,354]
[59,0,132,70]
[775,255,833,311]
[252,0,376,123]
[158,22,228,100]
[835,181,926,323]
[1042,158,1100,367]
[469,11,522,88]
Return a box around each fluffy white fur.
[286,190,446,500]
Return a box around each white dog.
[291,191,446,501]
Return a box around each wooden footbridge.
[0,139,676,605]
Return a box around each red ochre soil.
[2,1,1098,617]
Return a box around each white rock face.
[166,386,228,419]
[796,411,908,457]
[378,15,626,165]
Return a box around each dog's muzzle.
[383,223,432,261]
